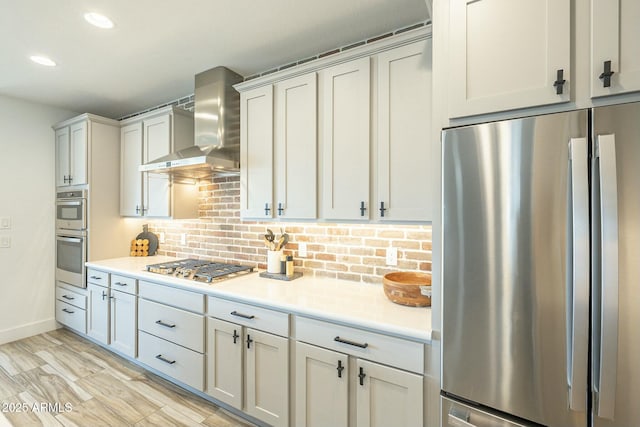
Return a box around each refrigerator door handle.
[595,134,619,420]
[567,138,590,412]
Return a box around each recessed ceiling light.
[84,12,114,29]
[30,55,56,67]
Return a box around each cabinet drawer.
[55,285,87,310]
[87,269,108,287]
[139,299,204,353]
[139,281,204,313]
[208,297,289,337]
[56,300,86,334]
[110,274,137,295]
[138,331,204,391]
[295,316,424,374]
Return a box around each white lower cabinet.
[355,359,423,427]
[87,272,138,358]
[137,282,205,392]
[55,284,87,334]
[294,316,424,427]
[109,289,136,358]
[206,298,289,427]
[138,330,204,390]
[295,341,349,427]
[87,282,110,345]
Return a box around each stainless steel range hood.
[140,66,244,179]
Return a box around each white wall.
[0,95,77,344]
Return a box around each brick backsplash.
[146,176,432,285]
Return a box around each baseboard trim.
[0,318,60,345]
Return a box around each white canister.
[267,250,284,273]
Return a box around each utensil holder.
[267,250,283,273]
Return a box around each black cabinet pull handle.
[62,308,74,314]
[90,276,102,280]
[101,291,108,300]
[358,367,366,386]
[68,175,73,182]
[231,310,255,320]
[334,336,369,349]
[264,203,271,216]
[599,60,615,88]
[233,329,240,344]
[337,360,345,378]
[379,201,386,217]
[113,282,127,287]
[155,320,176,328]
[62,295,75,300]
[277,202,284,216]
[553,69,566,95]
[360,201,367,217]
[135,205,141,214]
[63,175,69,183]
[155,354,176,365]
[247,334,253,349]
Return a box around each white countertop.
[86,256,431,343]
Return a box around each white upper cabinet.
[376,40,432,221]
[143,115,171,217]
[120,122,143,216]
[591,0,640,97]
[274,73,317,219]
[449,0,571,118]
[56,121,88,187]
[240,85,274,219]
[321,57,371,220]
[119,107,197,219]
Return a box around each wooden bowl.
[382,272,432,307]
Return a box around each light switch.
[180,234,186,245]
[0,217,10,229]
[298,242,308,258]
[0,236,10,248]
[159,232,165,244]
[386,247,398,266]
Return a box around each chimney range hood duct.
[139,66,244,179]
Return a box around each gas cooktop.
[146,259,254,283]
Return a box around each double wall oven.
[56,190,87,288]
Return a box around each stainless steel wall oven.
[55,190,87,288]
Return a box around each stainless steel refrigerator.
[441,103,640,427]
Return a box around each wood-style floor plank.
[0,329,255,427]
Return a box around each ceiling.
[0,0,430,119]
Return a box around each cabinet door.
[69,121,88,186]
[120,123,143,216]
[143,115,171,217]
[55,127,70,187]
[206,318,243,409]
[274,73,317,219]
[591,0,640,97]
[87,283,109,345]
[449,0,570,118]
[240,85,274,219]
[321,57,370,220]
[295,341,348,427]
[377,40,432,221]
[355,359,423,427]
[109,290,136,358]
[245,328,288,427]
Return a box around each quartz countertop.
[86,256,431,343]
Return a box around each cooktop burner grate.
[146,259,254,283]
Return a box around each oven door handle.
[56,236,83,243]
[57,200,83,206]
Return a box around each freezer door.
[442,111,588,427]
[592,103,640,427]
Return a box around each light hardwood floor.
[0,328,254,427]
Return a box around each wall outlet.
[180,234,186,245]
[0,236,10,248]
[386,247,398,266]
[298,242,308,258]
[159,232,165,244]
[0,217,10,229]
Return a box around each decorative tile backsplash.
[146,176,432,284]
